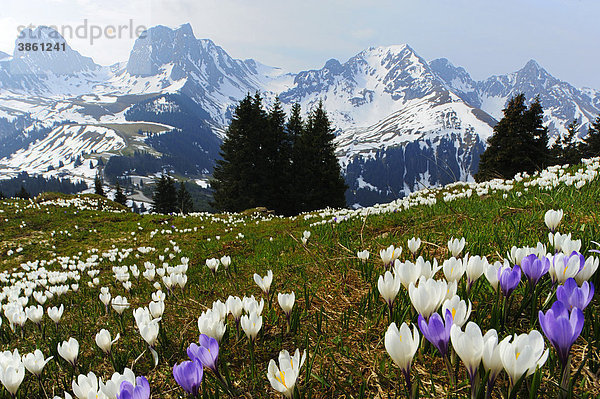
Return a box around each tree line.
[0,172,87,200]
[211,93,347,215]
[476,94,600,182]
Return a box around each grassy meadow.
[0,161,599,398]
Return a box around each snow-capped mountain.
[0,23,598,208]
[275,45,495,205]
[118,23,293,125]
[430,58,600,137]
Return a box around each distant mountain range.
[0,24,598,208]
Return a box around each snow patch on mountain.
[0,125,125,178]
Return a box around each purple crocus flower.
[418,309,453,357]
[187,334,219,372]
[521,254,550,289]
[497,264,521,298]
[557,278,594,311]
[538,301,584,366]
[117,376,150,399]
[173,359,204,397]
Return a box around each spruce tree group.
[476,93,600,182]
[151,175,195,214]
[152,174,177,214]
[212,93,346,215]
[476,94,549,182]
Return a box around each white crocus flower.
[544,209,563,231]
[380,245,401,267]
[139,319,160,347]
[465,255,487,288]
[384,322,419,373]
[394,259,421,290]
[95,329,119,354]
[447,237,466,257]
[442,257,465,282]
[57,337,79,366]
[450,322,483,380]
[25,305,43,325]
[47,304,64,324]
[22,349,53,377]
[277,292,295,316]
[550,252,581,284]
[377,271,401,309]
[99,287,111,309]
[408,276,447,319]
[241,311,262,342]
[206,258,220,273]
[72,371,101,399]
[220,256,231,270]
[482,329,504,382]
[498,330,549,388]
[197,310,227,342]
[149,300,165,319]
[575,256,599,284]
[254,270,273,295]
[99,368,135,399]
[485,261,503,292]
[442,295,472,327]
[226,296,244,321]
[212,300,228,321]
[357,250,370,262]
[417,257,441,279]
[0,360,25,396]
[111,296,130,315]
[267,349,306,398]
[407,237,422,254]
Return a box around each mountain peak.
[0,50,9,61]
[362,44,412,58]
[523,59,541,70]
[177,23,194,35]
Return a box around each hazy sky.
[1,0,598,88]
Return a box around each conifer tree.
[94,174,105,197]
[264,97,293,214]
[114,182,128,206]
[287,103,304,213]
[582,115,600,157]
[177,182,194,214]
[152,174,177,214]
[551,120,581,165]
[475,94,549,181]
[212,93,267,212]
[294,100,347,211]
[15,185,29,199]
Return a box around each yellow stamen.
[276,370,287,388]
[516,352,520,360]
[452,308,456,319]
